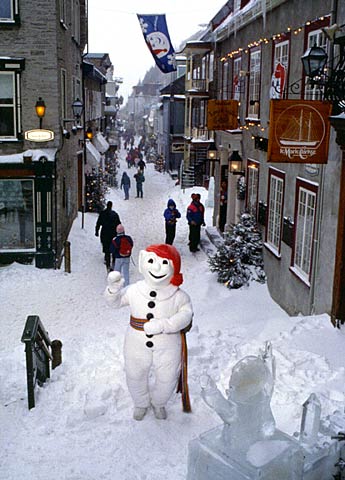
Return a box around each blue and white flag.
[137,14,177,73]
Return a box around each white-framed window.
[304,29,327,100]
[0,179,35,252]
[246,160,259,219]
[71,0,81,44]
[0,0,18,23]
[222,60,229,100]
[0,62,23,141]
[233,57,241,101]
[248,49,261,118]
[72,76,81,103]
[61,69,67,120]
[266,168,285,255]
[60,0,67,27]
[292,178,318,283]
[271,39,289,99]
[209,52,214,82]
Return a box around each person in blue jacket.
[186,193,205,252]
[163,199,181,245]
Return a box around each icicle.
[261,0,266,30]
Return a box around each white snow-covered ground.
[1,150,345,480]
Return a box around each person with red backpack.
[110,224,133,286]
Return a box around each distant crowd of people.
[95,135,206,278]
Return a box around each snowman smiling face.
[139,250,174,288]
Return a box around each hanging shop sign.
[268,100,332,163]
[171,143,184,153]
[207,100,239,131]
[25,129,55,142]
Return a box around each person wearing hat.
[110,224,133,286]
[186,193,205,252]
[105,244,193,421]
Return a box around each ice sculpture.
[300,393,321,445]
[187,343,304,480]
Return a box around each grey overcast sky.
[87,0,227,101]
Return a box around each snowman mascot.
[105,244,193,421]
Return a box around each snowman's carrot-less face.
[139,250,174,288]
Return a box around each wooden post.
[64,240,71,273]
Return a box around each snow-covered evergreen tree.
[209,213,266,289]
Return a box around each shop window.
[0,179,35,252]
[265,168,285,256]
[0,0,19,24]
[291,179,318,285]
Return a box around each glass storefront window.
[0,179,35,251]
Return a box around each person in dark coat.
[186,193,205,252]
[134,169,145,198]
[120,172,131,200]
[95,201,121,271]
[163,199,181,245]
[138,158,146,170]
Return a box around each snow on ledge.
[0,148,57,164]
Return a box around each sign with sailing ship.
[268,100,332,163]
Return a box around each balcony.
[186,78,209,95]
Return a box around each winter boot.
[133,407,148,421]
[152,406,167,420]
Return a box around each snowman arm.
[159,298,193,334]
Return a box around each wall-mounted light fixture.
[85,126,93,140]
[35,97,46,129]
[301,27,345,113]
[229,150,245,175]
[207,141,219,161]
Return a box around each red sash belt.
[129,315,191,412]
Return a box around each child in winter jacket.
[110,224,133,286]
[186,193,205,252]
[163,199,181,245]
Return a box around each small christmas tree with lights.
[85,169,107,213]
[209,212,265,289]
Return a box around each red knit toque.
[146,244,183,286]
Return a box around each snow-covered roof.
[0,148,57,164]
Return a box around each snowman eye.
[148,259,154,264]
[162,260,168,265]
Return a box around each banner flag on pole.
[137,14,177,73]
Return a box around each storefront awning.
[86,140,101,171]
[93,133,109,154]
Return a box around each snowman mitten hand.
[144,319,164,335]
[107,271,124,294]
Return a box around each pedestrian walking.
[134,169,145,198]
[120,171,131,200]
[110,224,133,286]
[95,201,121,271]
[186,193,205,252]
[138,158,146,170]
[163,199,181,245]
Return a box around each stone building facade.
[0,0,87,267]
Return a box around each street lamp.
[207,142,219,161]
[35,97,46,129]
[85,126,93,140]
[301,30,345,112]
[229,150,244,175]
[301,45,328,79]
[72,98,83,121]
